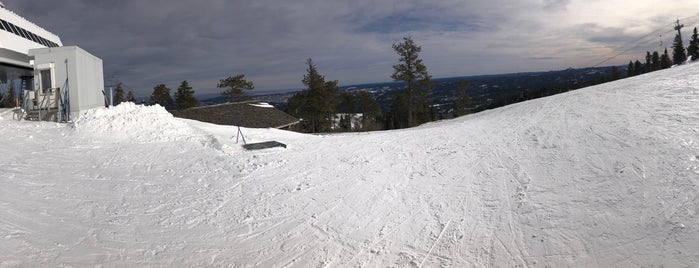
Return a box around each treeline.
[285,36,444,133]
[286,59,383,132]
[627,26,699,77]
[106,22,699,133]
[481,24,699,119]
[120,74,256,111]
[286,36,617,133]
[107,36,461,133]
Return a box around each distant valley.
[203,65,622,118]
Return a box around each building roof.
[170,101,300,129]
[0,4,62,54]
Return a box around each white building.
[0,1,104,121]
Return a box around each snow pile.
[72,102,218,146]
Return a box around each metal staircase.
[22,87,63,122]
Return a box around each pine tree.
[174,80,200,110]
[672,33,687,65]
[113,83,125,105]
[150,84,174,107]
[390,36,433,128]
[627,61,634,77]
[386,90,410,129]
[687,27,699,61]
[633,60,643,76]
[126,90,136,102]
[651,51,661,71]
[355,91,383,130]
[286,59,339,133]
[644,51,652,73]
[660,48,672,69]
[336,92,356,114]
[610,66,620,81]
[333,91,383,131]
[218,74,254,102]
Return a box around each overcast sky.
[7,0,699,97]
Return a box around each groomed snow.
[1,63,698,267]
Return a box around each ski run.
[1,63,698,267]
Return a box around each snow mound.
[72,102,219,146]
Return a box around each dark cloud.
[357,13,495,34]
[4,0,697,98]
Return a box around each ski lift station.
[0,2,104,121]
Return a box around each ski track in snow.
[1,64,699,267]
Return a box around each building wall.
[29,46,104,118]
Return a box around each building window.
[0,19,59,48]
[40,69,52,92]
[19,28,30,39]
[7,22,20,35]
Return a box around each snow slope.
[1,64,698,267]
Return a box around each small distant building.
[170,101,300,130]
[0,2,104,121]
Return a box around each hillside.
[1,63,698,267]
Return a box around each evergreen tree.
[174,80,200,110]
[355,91,383,130]
[386,90,410,129]
[113,83,125,105]
[687,27,699,61]
[286,59,339,133]
[453,80,472,117]
[390,36,433,128]
[626,61,634,77]
[633,60,643,76]
[651,51,661,71]
[644,51,652,73]
[126,90,136,102]
[660,48,672,69]
[333,91,383,131]
[336,91,356,114]
[610,66,620,81]
[672,33,687,65]
[218,74,254,102]
[150,84,174,107]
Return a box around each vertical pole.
[109,87,113,106]
[675,19,684,43]
[64,59,70,122]
[231,107,246,145]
